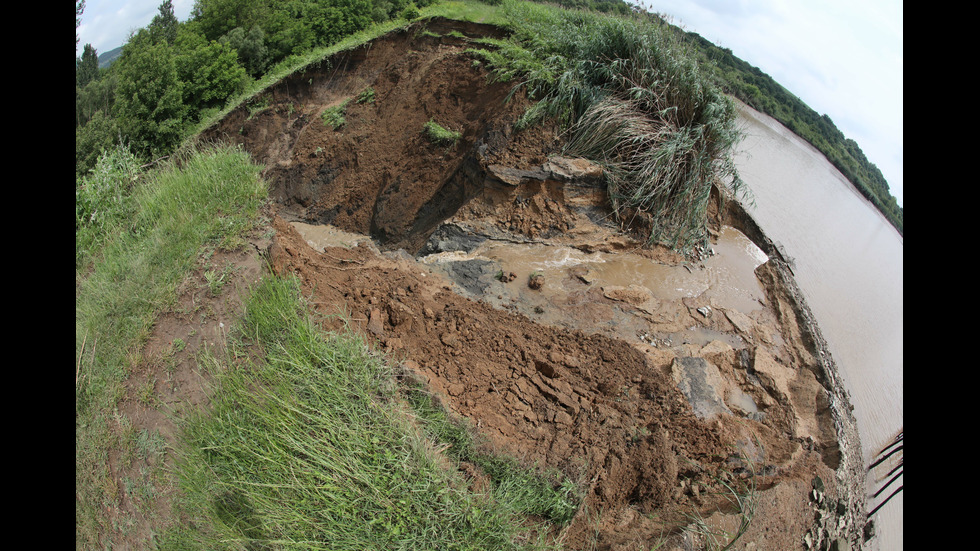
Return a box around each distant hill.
[98,46,123,69]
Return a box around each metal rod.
[868,444,903,470]
[880,458,903,480]
[868,485,903,517]
[873,469,903,498]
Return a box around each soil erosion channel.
[200,18,863,550]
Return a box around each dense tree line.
[75,0,428,177]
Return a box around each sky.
[637,0,904,207]
[76,0,904,207]
[76,0,196,56]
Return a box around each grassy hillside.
[76,4,585,548]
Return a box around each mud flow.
[201,18,857,550]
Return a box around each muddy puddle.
[426,226,765,341]
[293,219,771,357]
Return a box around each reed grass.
[476,0,746,250]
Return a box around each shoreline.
[720,189,869,547]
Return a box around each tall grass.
[475,1,746,250]
[75,144,267,547]
[165,275,574,550]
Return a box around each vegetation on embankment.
[75,144,268,547]
[470,0,745,250]
[167,275,579,550]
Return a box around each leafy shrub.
[76,145,142,264]
[355,87,376,104]
[321,99,350,130]
[401,4,420,20]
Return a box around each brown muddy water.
[733,102,903,550]
[415,225,769,350]
[292,219,771,356]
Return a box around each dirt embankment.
[198,17,867,550]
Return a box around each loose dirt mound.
[201,18,558,253]
[200,17,862,550]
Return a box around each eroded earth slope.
[197,17,866,550]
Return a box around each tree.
[150,0,179,44]
[76,111,121,177]
[77,0,85,49]
[76,43,99,88]
[192,0,269,42]
[113,33,187,158]
[176,27,249,117]
[220,26,269,76]
[76,70,117,128]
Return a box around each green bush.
[402,3,420,20]
[76,145,142,265]
[355,86,376,104]
[321,99,350,130]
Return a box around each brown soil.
[106,17,866,550]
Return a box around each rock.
[367,308,384,335]
[486,164,552,187]
[602,284,660,315]
[751,346,793,403]
[670,356,733,420]
[697,305,712,317]
[417,223,486,256]
[542,155,603,183]
[528,273,545,290]
[440,332,461,348]
[698,340,733,362]
[725,309,756,336]
[386,300,414,329]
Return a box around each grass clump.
[355,86,376,104]
[165,275,575,550]
[475,0,747,251]
[321,98,351,130]
[423,119,462,146]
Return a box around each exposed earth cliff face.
[197,17,866,550]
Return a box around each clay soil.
[149,17,868,550]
